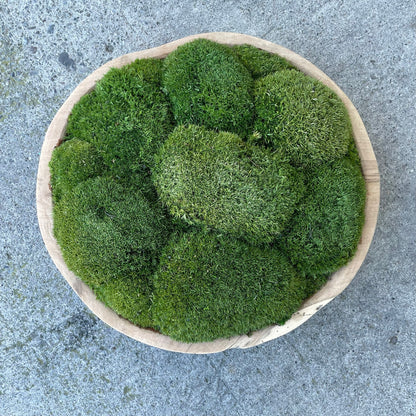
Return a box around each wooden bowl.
[37,32,380,354]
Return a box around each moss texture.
[232,44,295,79]
[163,39,254,136]
[254,70,351,167]
[153,124,305,245]
[49,138,104,203]
[280,157,366,275]
[152,231,315,342]
[95,275,153,328]
[65,58,173,176]
[53,177,171,289]
[49,39,366,343]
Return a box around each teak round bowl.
[37,32,380,354]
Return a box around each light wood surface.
[36,32,380,354]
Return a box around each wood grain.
[36,32,380,354]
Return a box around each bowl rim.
[36,32,380,354]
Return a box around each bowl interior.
[36,32,380,354]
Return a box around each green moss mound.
[152,231,318,343]
[65,58,173,176]
[49,39,367,343]
[153,124,305,245]
[163,39,254,136]
[49,138,104,203]
[232,44,295,79]
[95,276,153,328]
[254,70,351,167]
[280,157,366,275]
[53,176,171,289]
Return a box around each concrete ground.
[1,1,415,415]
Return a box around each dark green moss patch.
[232,44,295,79]
[254,70,351,167]
[65,58,173,176]
[153,125,305,245]
[95,275,153,328]
[152,231,312,343]
[280,157,366,275]
[53,176,171,288]
[49,138,104,203]
[163,39,254,136]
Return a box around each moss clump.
[163,39,254,136]
[254,70,351,167]
[95,275,153,328]
[49,39,367,343]
[232,44,295,79]
[153,124,304,245]
[53,177,171,288]
[65,58,173,176]
[49,138,104,203]
[280,157,366,275]
[152,231,312,343]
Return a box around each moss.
[95,275,153,328]
[280,157,366,275]
[254,70,351,167]
[53,176,171,287]
[152,231,313,343]
[232,44,295,79]
[65,58,173,176]
[163,39,254,136]
[49,139,104,203]
[153,125,305,245]
[49,41,367,342]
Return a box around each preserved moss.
[152,231,314,343]
[280,157,366,275]
[163,39,254,136]
[49,39,366,343]
[153,125,305,245]
[53,177,171,288]
[232,43,295,79]
[254,70,351,167]
[49,138,104,203]
[65,58,173,176]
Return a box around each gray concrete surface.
[1,1,415,415]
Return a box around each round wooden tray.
[37,32,380,354]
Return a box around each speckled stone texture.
[1,1,415,415]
